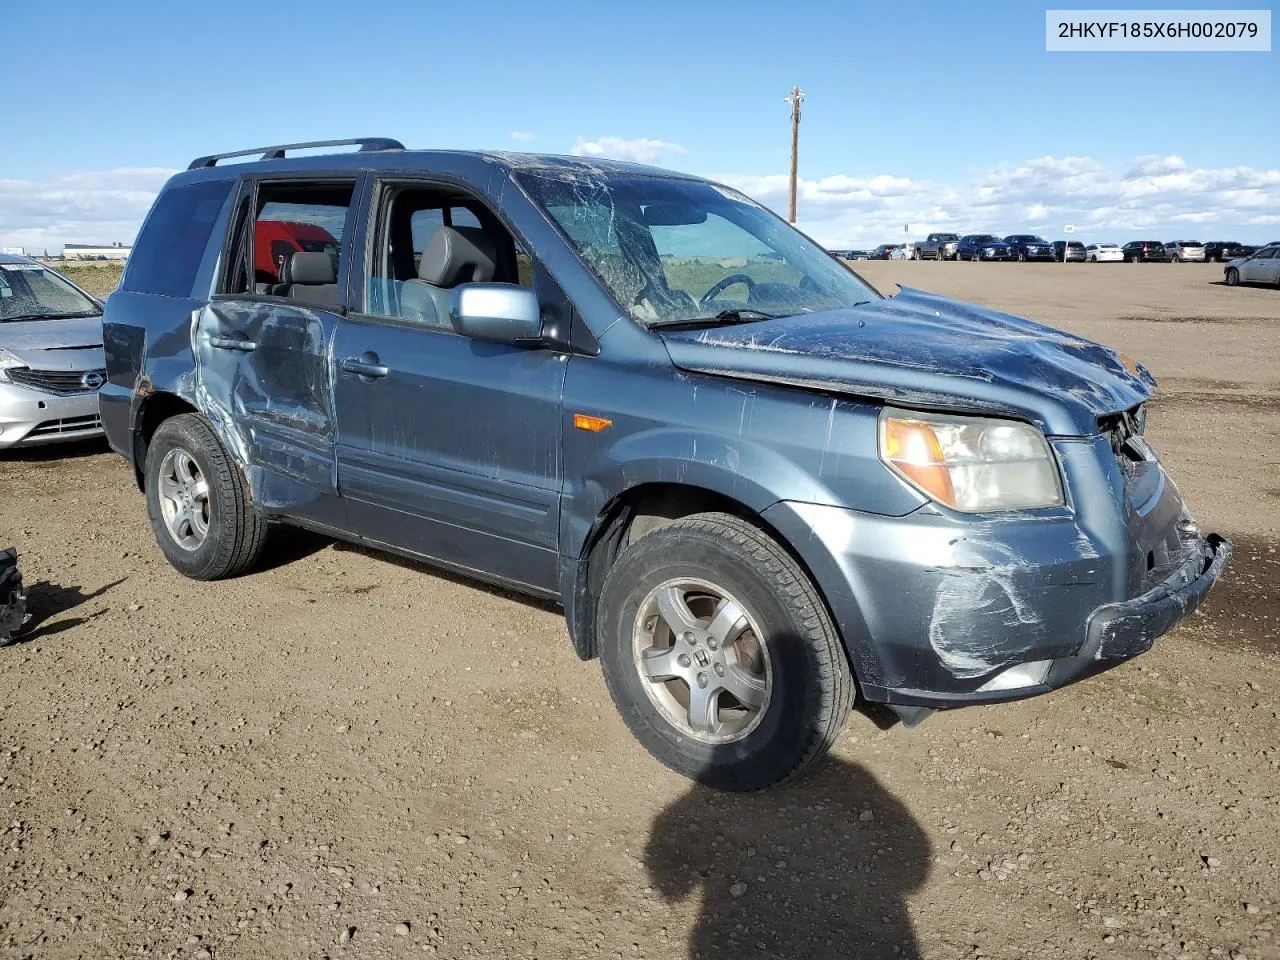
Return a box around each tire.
[144,413,269,581]
[597,512,853,791]
[1171,255,1180,263]
[1089,255,1097,262]
[911,248,920,260]
[1017,251,1026,262]
[1226,268,1240,286]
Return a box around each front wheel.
[1226,268,1240,286]
[597,513,853,791]
[145,414,269,580]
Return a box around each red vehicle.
[254,220,339,284]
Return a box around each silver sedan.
[1224,245,1280,287]
[0,255,106,449]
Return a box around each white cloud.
[717,154,1280,246]
[0,167,175,254]
[570,136,688,165]
[4,153,1276,255]
[509,131,537,142]
[1126,154,1187,178]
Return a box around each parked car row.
[832,237,1275,264]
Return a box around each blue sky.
[3,0,1276,250]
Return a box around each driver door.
[332,179,567,594]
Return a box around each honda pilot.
[100,138,1230,791]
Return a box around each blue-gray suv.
[100,138,1230,790]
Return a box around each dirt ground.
[1,262,1277,960]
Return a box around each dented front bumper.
[762,472,1230,713]
[1085,533,1230,662]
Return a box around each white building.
[64,242,131,260]
[0,247,24,256]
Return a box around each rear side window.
[123,179,233,298]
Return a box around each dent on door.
[191,300,337,510]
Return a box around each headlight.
[0,348,24,379]
[878,408,1063,512]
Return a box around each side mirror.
[450,283,543,346]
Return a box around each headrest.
[283,251,336,285]
[419,226,496,286]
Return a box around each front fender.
[562,426,848,561]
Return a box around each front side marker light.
[573,413,612,432]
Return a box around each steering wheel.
[699,273,756,306]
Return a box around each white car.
[1165,240,1206,263]
[0,255,106,448]
[1224,244,1280,287]
[1085,243,1124,263]
[889,243,914,261]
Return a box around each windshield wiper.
[651,308,778,331]
[0,310,101,323]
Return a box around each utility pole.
[785,85,805,223]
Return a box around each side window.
[363,185,529,328]
[225,180,354,304]
[123,179,233,298]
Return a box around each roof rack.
[187,137,406,170]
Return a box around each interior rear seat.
[401,226,497,326]
[275,251,339,307]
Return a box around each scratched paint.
[927,538,1049,678]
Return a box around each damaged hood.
[660,286,1155,437]
[0,317,104,371]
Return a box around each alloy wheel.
[631,578,772,744]
[157,447,210,551]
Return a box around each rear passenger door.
[194,175,358,528]
[330,177,567,594]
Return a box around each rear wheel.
[145,414,268,580]
[1171,254,1180,263]
[1226,268,1240,286]
[597,513,853,791]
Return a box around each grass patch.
[42,261,125,298]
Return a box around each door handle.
[208,335,257,352]
[341,353,389,379]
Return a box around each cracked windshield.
[517,172,879,327]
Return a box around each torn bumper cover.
[762,499,1232,713]
[1085,533,1231,662]
[877,532,1231,709]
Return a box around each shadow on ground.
[328,538,562,614]
[0,438,111,465]
[646,756,930,959]
[13,577,123,641]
